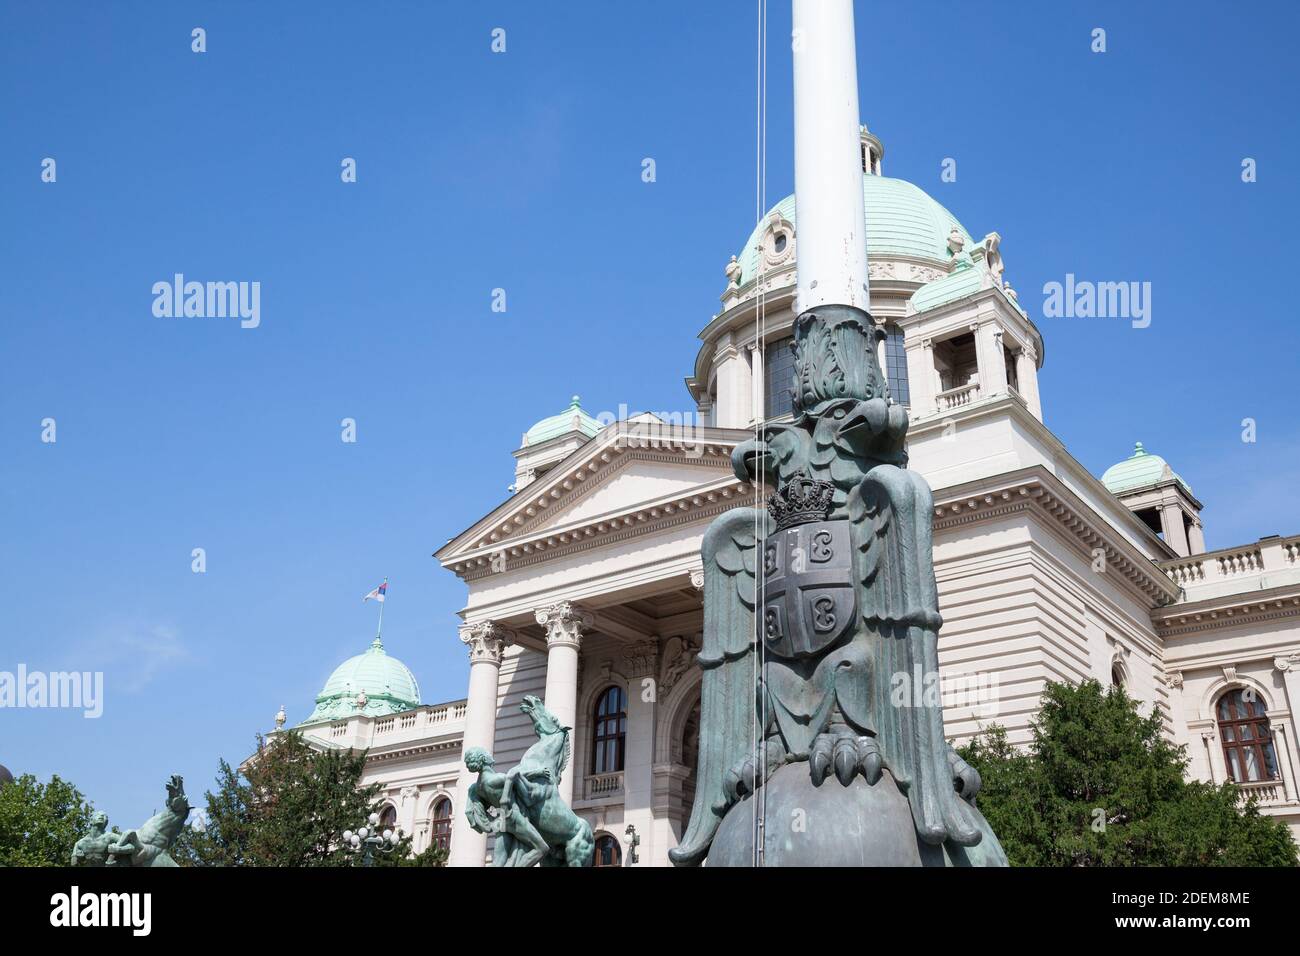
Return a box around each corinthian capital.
[535,602,592,650]
[459,621,514,664]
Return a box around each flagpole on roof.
[376,577,388,643]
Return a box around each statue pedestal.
[705,763,1006,867]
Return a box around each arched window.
[593,834,622,868]
[592,685,628,774]
[430,797,452,853]
[1110,663,1125,690]
[1216,689,1279,783]
[378,804,397,830]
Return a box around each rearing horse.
[107,775,191,867]
[496,695,594,867]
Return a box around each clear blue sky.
[3,1,1298,826]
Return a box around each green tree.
[402,842,449,867]
[959,679,1298,866]
[0,773,96,866]
[173,731,442,867]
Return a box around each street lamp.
[624,824,640,865]
[342,812,400,866]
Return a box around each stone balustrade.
[937,380,980,411]
[314,701,470,755]
[1159,534,1300,597]
[584,771,625,800]
[1237,778,1287,808]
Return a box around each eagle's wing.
[668,506,771,867]
[848,464,981,847]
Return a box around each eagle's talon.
[809,736,833,786]
[724,740,789,804]
[859,736,883,785]
[947,746,981,801]
[812,730,883,787]
[833,736,857,786]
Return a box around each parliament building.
[271,126,1300,866]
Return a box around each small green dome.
[303,637,421,724]
[1100,442,1192,495]
[524,395,601,445]
[735,176,974,286]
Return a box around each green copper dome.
[735,176,975,286]
[1100,442,1192,495]
[524,395,601,445]
[303,637,421,724]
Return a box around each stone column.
[1187,520,1207,555]
[448,621,513,867]
[1014,346,1042,419]
[749,343,764,424]
[975,321,1008,397]
[1159,505,1191,557]
[713,341,752,428]
[397,785,419,848]
[536,602,592,805]
[1273,655,1300,800]
[1270,722,1298,802]
[906,337,937,417]
[1200,729,1219,784]
[621,640,660,865]
[874,320,890,396]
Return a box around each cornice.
[931,466,1181,608]
[912,398,1175,561]
[365,740,462,764]
[1152,582,1300,637]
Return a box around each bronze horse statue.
[464,695,594,866]
[106,775,191,867]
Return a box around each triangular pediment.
[436,424,750,562]
[537,458,725,530]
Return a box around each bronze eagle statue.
[670,306,1006,867]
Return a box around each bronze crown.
[766,471,835,531]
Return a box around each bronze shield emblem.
[760,519,856,659]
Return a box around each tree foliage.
[959,679,1298,866]
[0,773,97,867]
[173,731,444,867]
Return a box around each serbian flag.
[363,582,387,603]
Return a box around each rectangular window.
[764,338,797,419]
[883,325,910,406]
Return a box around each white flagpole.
[375,577,388,642]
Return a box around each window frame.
[591,685,628,775]
[1216,689,1279,783]
[763,336,797,420]
[430,796,453,853]
[593,833,622,868]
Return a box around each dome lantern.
[860,125,884,176]
[513,395,603,492]
[1100,442,1205,557]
